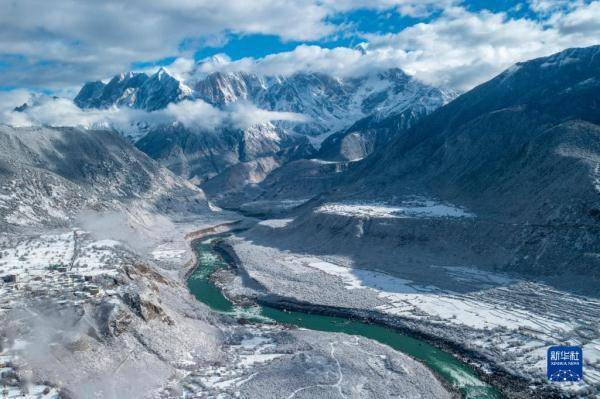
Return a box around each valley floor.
[218,215,600,398]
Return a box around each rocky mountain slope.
[192,68,455,137]
[316,106,431,161]
[75,69,193,111]
[0,125,211,230]
[342,45,600,280]
[254,45,600,290]
[135,122,312,184]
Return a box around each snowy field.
[0,231,124,316]
[224,231,600,396]
[315,199,474,219]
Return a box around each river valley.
[188,235,502,399]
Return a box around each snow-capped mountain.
[193,71,267,107]
[75,67,456,138]
[255,68,456,136]
[75,68,192,111]
[72,65,455,184]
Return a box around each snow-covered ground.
[0,179,71,227]
[223,229,600,396]
[0,337,59,399]
[174,324,453,399]
[0,231,123,316]
[0,225,221,397]
[239,199,310,216]
[315,199,474,219]
[151,246,187,262]
[0,217,457,399]
[257,218,295,229]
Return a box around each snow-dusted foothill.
[176,324,454,399]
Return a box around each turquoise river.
[187,237,503,399]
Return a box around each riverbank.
[213,224,599,398]
[184,235,459,398]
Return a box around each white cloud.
[0,96,147,130]
[363,3,600,89]
[226,102,309,129]
[1,1,598,91]
[0,90,33,114]
[158,100,308,130]
[0,0,333,88]
[0,93,307,132]
[553,1,600,36]
[194,46,378,78]
[0,0,457,89]
[163,58,197,82]
[528,0,584,15]
[186,2,600,90]
[160,100,225,131]
[321,0,459,17]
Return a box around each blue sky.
[0,0,598,93]
[142,1,541,66]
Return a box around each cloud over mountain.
[0,94,307,132]
[184,3,600,90]
[0,0,455,89]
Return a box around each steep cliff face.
[75,69,192,112]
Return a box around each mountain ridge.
[72,65,455,184]
[307,44,600,283]
[74,66,456,139]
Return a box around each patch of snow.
[240,336,272,350]
[315,199,474,219]
[257,218,294,229]
[238,353,283,367]
[152,248,187,261]
[304,260,572,331]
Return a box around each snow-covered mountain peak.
[74,65,457,141]
[193,70,266,106]
[155,67,170,80]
